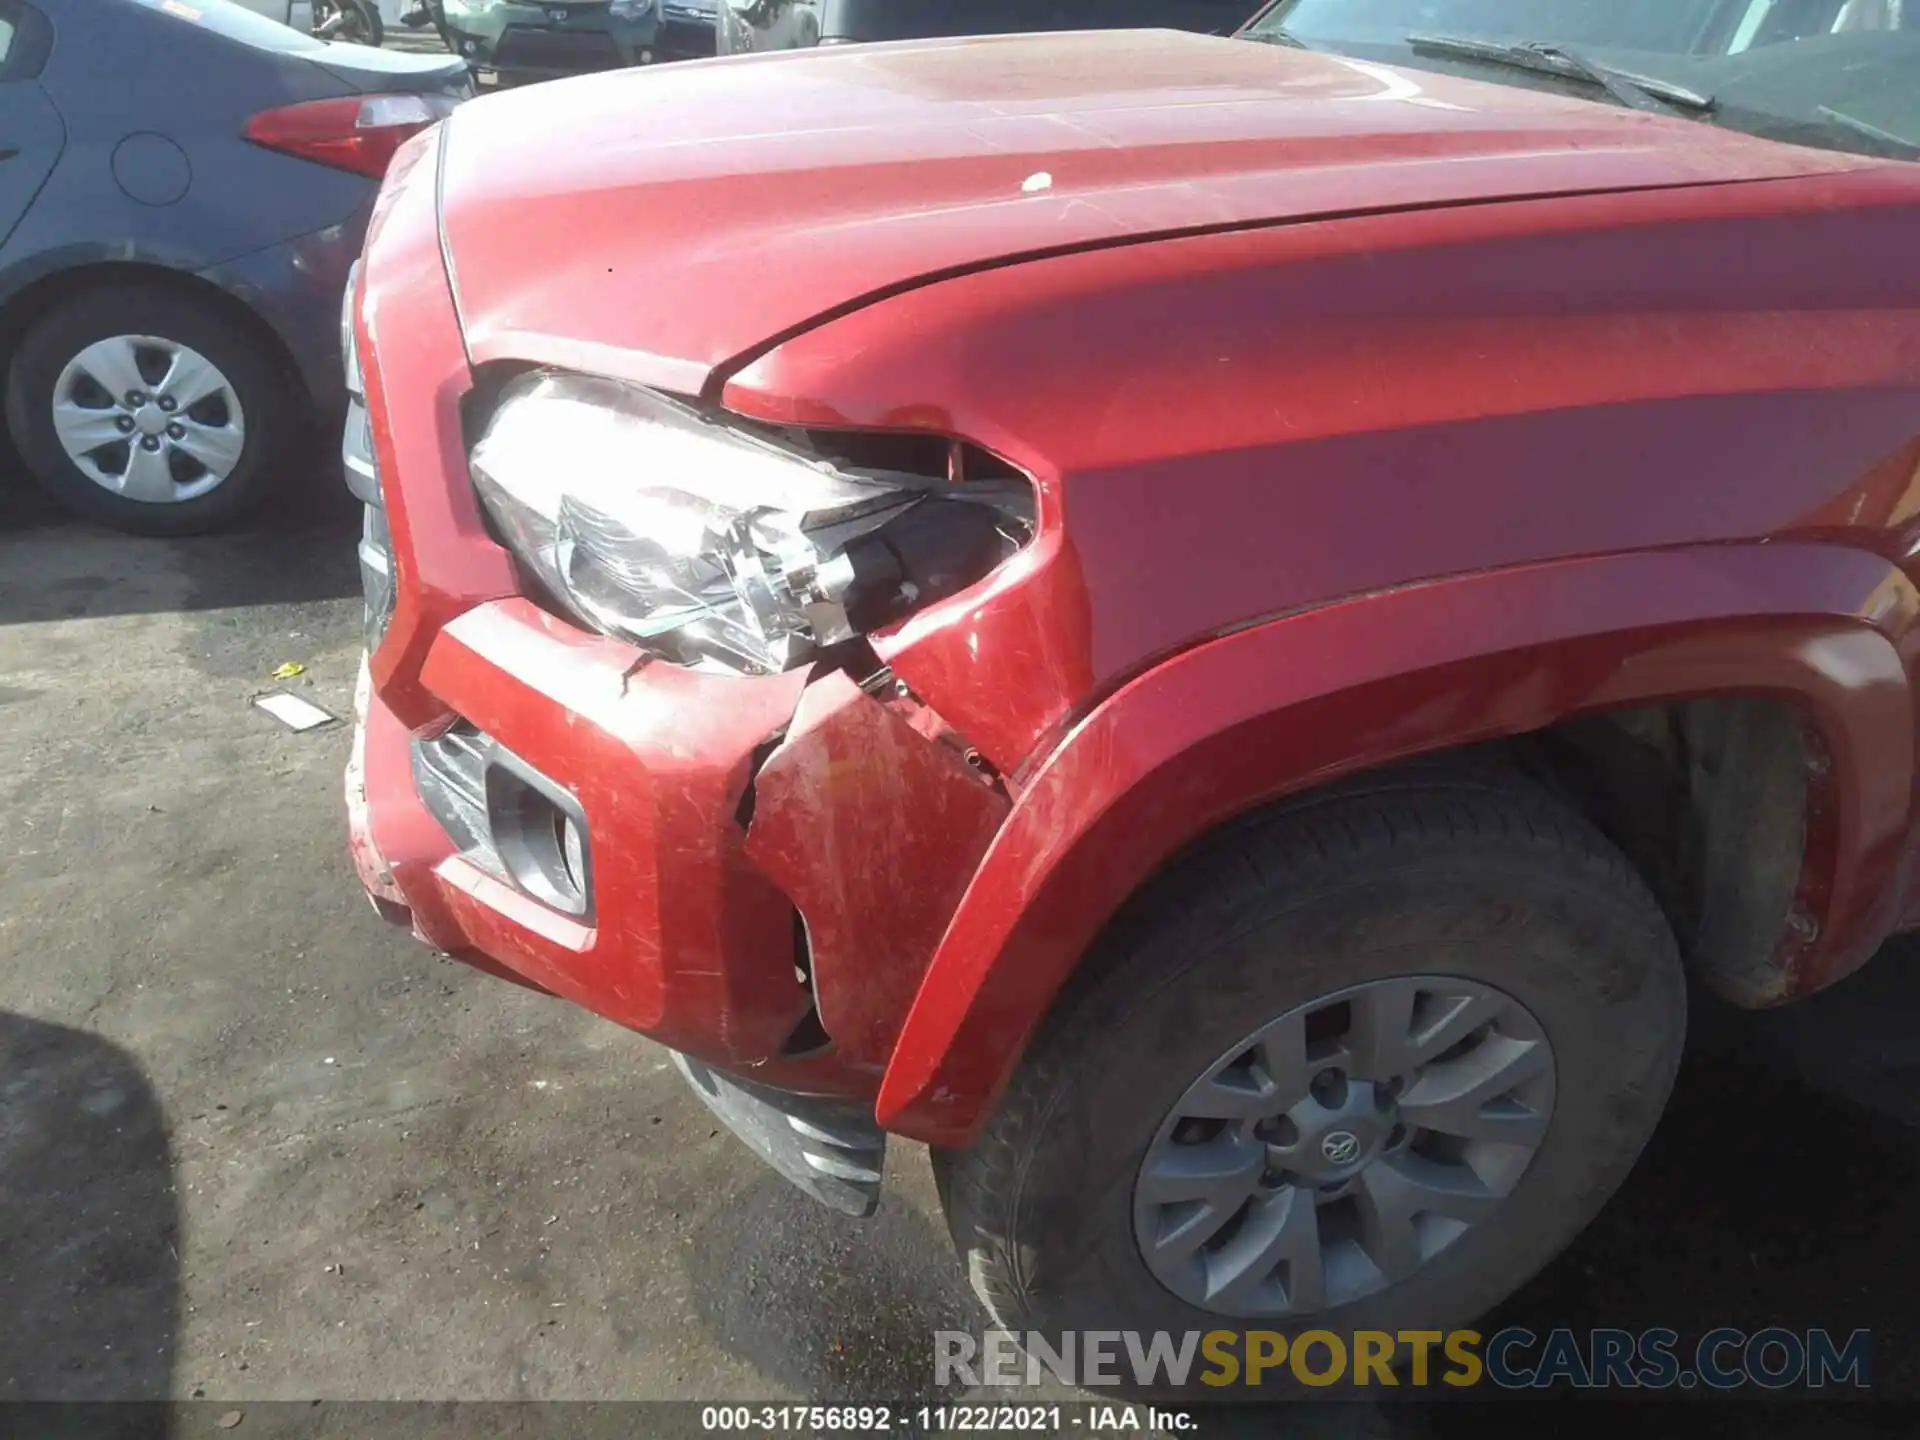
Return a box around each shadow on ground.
[1485,943,1920,1390]
[0,452,361,627]
[688,1172,979,1399]
[0,1012,179,1401]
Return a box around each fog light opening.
[483,755,594,922]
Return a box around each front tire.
[6,284,300,536]
[936,766,1685,1391]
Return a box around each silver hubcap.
[51,334,246,504]
[1133,976,1555,1318]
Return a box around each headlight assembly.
[469,372,1033,676]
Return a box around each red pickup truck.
[345,0,1920,1357]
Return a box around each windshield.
[1243,0,1918,160]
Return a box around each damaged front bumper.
[344,137,1012,1213]
[347,594,1006,1215]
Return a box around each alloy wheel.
[1132,975,1555,1318]
[50,334,247,505]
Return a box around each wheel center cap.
[1287,1116,1385,1180]
[1320,1130,1363,1165]
[132,404,169,437]
[1276,1082,1393,1182]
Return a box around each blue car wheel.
[6,283,300,535]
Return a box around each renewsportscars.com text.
[935,1326,1871,1391]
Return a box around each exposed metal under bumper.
[672,1053,886,1217]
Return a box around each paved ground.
[383,21,452,56]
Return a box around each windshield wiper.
[1814,105,1920,159]
[1407,33,1715,117]
[1242,24,1311,50]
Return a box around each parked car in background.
[718,0,1258,52]
[228,0,384,46]
[348,0,1919,1377]
[0,0,467,534]
[435,0,714,85]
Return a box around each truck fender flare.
[875,541,1918,1144]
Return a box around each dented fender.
[875,543,1920,1146]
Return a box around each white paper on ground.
[253,691,339,732]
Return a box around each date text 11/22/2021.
[697,1407,1168,1433]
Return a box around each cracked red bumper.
[349,598,833,1066]
[349,589,1007,1100]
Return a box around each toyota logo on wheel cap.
[1321,1130,1362,1165]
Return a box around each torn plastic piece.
[745,670,1007,1068]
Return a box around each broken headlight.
[469,372,1032,675]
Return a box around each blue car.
[0,0,468,533]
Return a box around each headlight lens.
[469,372,1031,675]
[608,0,655,18]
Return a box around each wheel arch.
[0,260,305,407]
[876,541,1920,1145]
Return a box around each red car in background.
[345,0,1920,1364]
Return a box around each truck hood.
[438,27,1867,394]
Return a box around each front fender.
[875,542,1920,1145]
